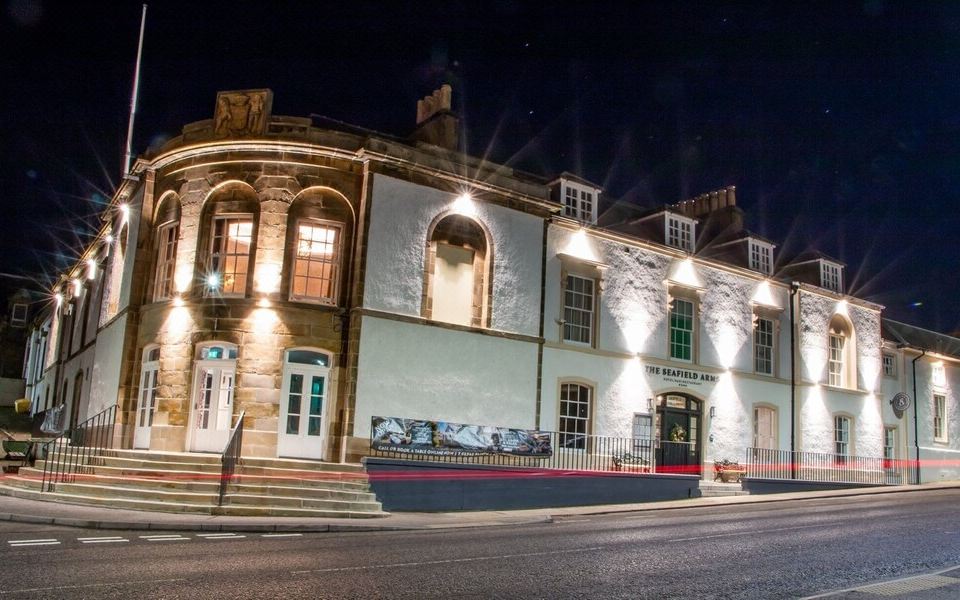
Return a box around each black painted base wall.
[742,477,885,494]
[363,457,702,512]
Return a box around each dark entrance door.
[655,394,702,476]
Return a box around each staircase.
[698,479,750,497]
[0,448,386,518]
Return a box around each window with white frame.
[563,274,595,345]
[749,240,773,275]
[834,415,851,458]
[207,216,253,297]
[559,383,591,450]
[137,347,160,430]
[561,182,596,223]
[828,333,845,387]
[820,261,842,293]
[669,298,694,361]
[10,303,27,327]
[934,394,947,442]
[882,353,896,377]
[883,427,896,464]
[666,215,695,252]
[933,362,946,387]
[291,221,342,304]
[754,316,775,375]
[154,222,179,301]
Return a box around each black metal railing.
[218,411,245,506]
[371,429,656,474]
[745,447,916,485]
[40,404,117,492]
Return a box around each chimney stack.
[411,84,460,151]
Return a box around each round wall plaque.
[891,392,911,418]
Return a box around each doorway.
[189,343,237,453]
[655,393,702,476]
[277,349,331,460]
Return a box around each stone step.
[51,482,217,505]
[103,448,222,465]
[211,504,386,519]
[697,480,749,497]
[0,483,215,514]
[105,449,367,474]
[222,493,381,512]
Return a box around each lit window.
[291,221,342,304]
[208,216,253,297]
[666,215,695,252]
[154,222,179,301]
[559,383,591,450]
[820,261,842,293]
[882,353,896,378]
[754,317,774,375]
[669,298,694,361]
[827,315,855,389]
[561,182,596,223]
[934,394,947,442]
[834,415,851,458]
[563,275,595,345]
[749,240,773,275]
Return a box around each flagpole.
[123,4,147,177]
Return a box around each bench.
[714,460,745,483]
[612,452,651,472]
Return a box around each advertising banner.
[371,416,553,458]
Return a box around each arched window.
[423,214,491,327]
[197,184,259,298]
[153,194,181,301]
[284,190,353,305]
[827,315,856,389]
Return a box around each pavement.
[1,479,957,533]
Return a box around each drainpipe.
[911,349,925,485]
[789,282,799,479]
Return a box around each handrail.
[40,404,117,492]
[218,411,245,506]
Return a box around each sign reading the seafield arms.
[645,365,720,388]
[371,416,553,458]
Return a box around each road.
[0,489,958,598]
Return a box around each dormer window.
[666,214,695,252]
[749,240,774,275]
[561,181,597,223]
[10,303,27,327]
[820,261,842,293]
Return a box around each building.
[21,87,960,484]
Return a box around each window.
[207,216,253,297]
[820,261,842,293]
[749,240,773,275]
[559,383,591,450]
[10,303,27,327]
[882,353,896,378]
[669,298,694,361]
[291,221,342,303]
[666,215,695,252]
[834,415,851,458]
[828,333,845,387]
[883,427,896,465]
[632,413,652,440]
[424,214,490,328]
[563,275,595,345]
[753,406,777,450]
[754,317,775,375]
[561,182,596,223]
[827,314,855,389]
[934,394,947,442]
[154,222,179,300]
[933,362,946,387]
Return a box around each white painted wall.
[353,316,539,438]
[364,174,544,337]
[86,316,127,418]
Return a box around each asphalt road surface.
[0,489,958,599]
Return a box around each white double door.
[133,364,158,449]
[190,362,236,453]
[277,365,328,460]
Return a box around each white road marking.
[261,533,303,538]
[139,535,189,542]
[6,541,60,547]
[291,546,604,574]
[669,522,833,542]
[81,538,129,544]
[196,533,245,539]
[0,577,187,595]
[6,539,58,544]
[557,519,592,523]
[77,536,125,541]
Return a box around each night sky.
[2,0,958,334]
